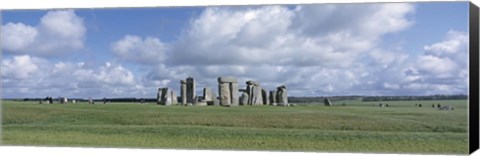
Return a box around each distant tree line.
[289,94,467,103]
[289,96,363,103]
[8,94,467,103]
[361,94,468,101]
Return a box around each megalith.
[218,76,239,106]
[269,90,277,106]
[203,87,215,105]
[186,77,195,104]
[324,98,333,106]
[276,85,288,106]
[245,80,263,105]
[180,80,187,105]
[157,87,174,106]
[240,92,249,105]
[262,88,269,105]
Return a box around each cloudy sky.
[1,2,469,98]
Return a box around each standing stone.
[203,87,213,101]
[186,77,195,104]
[240,92,249,105]
[162,88,173,105]
[246,80,265,105]
[219,83,231,106]
[269,90,277,106]
[262,89,269,105]
[212,91,219,106]
[254,86,263,105]
[218,76,238,106]
[246,84,254,105]
[180,80,187,105]
[204,87,214,105]
[324,98,333,106]
[157,88,163,104]
[276,85,288,106]
[230,82,239,106]
[171,91,177,105]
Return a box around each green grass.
[1,100,469,154]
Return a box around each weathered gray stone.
[262,89,269,105]
[204,87,216,105]
[218,76,237,83]
[217,76,239,106]
[253,86,263,105]
[246,80,259,86]
[240,92,249,105]
[203,87,213,101]
[276,86,288,106]
[157,88,162,104]
[213,96,219,106]
[181,80,187,105]
[193,96,207,106]
[60,97,68,104]
[186,77,195,104]
[219,83,231,106]
[324,98,333,106]
[269,90,277,105]
[158,88,173,105]
[230,82,239,106]
[246,85,254,105]
[171,91,177,105]
[212,91,219,105]
[439,105,455,110]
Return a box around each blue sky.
[1,2,470,98]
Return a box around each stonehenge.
[217,76,239,106]
[154,76,289,107]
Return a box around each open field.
[1,100,468,154]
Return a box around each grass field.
[1,100,469,154]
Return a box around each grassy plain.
[1,100,468,154]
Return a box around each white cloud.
[1,55,40,79]
[110,4,418,96]
[1,10,86,56]
[111,35,168,64]
[424,30,468,57]
[416,55,457,75]
[1,23,38,52]
[2,55,146,98]
[144,3,415,74]
[3,4,469,98]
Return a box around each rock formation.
[218,76,239,106]
[157,87,176,106]
[324,98,333,106]
[180,80,187,105]
[240,92,249,105]
[276,85,288,106]
[245,80,264,105]
[186,77,195,104]
[203,87,217,105]
[269,90,277,106]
